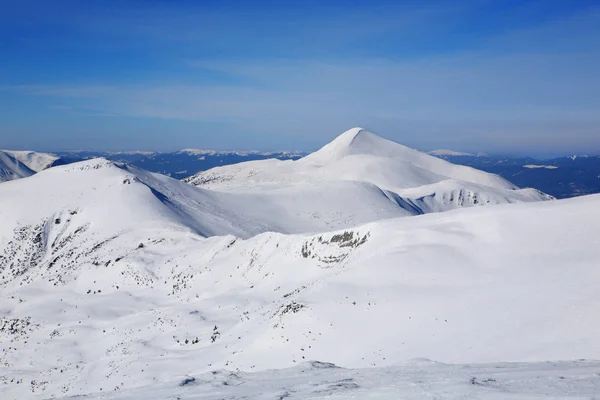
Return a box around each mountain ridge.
[185,128,551,213]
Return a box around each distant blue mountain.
[51,150,305,180]
[430,153,600,199]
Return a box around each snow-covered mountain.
[0,156,598,398]
[1,129,595,399]
[1,149,58,172]
[0,158,416,240]
[0,150,36,182]
[185,128,552,213]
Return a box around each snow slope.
[82,360,600,399]
[0,158,415,240]
[185,128,552,212]
[1,152,599,399]
[2,149,58,172]
[0,151,35,182]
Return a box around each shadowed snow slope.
[1,166,599,398]
[0,150,35,182]
[184,128,552,213]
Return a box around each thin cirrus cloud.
[16,50,600,153]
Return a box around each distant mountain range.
[51,149,305,180]
[429,152,600,198]
[2,145,599,200]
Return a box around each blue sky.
[1,0,599,156]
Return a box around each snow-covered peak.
[50,157,117,173]
[298,128,514,191]
[302,127,408,164]
[188,127,520,191]
[185,127,552,216]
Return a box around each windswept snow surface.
[81,360,600,399]
[0,150,599,398]
[0,151,35,182]
[185,128,552,213]
[1,150,58,172]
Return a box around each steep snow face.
[0,151,35,182]
[184,128,552,212]
[2,150,58,172]
[1,188,599,398]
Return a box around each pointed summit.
[302,127,405,164]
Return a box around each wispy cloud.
[22,49,600,139]
[3,1,600,154]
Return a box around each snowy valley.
[1,129,599,399]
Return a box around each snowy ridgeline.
[0,128,597,399]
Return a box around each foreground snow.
[1,181,599,397]
[81,360,600,399]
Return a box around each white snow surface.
[184,128,552,213]
[0,154,599,397]
[0,151,36,182]
[0,158,414,238]
[2,149,58,172]
[85,360,600,399]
